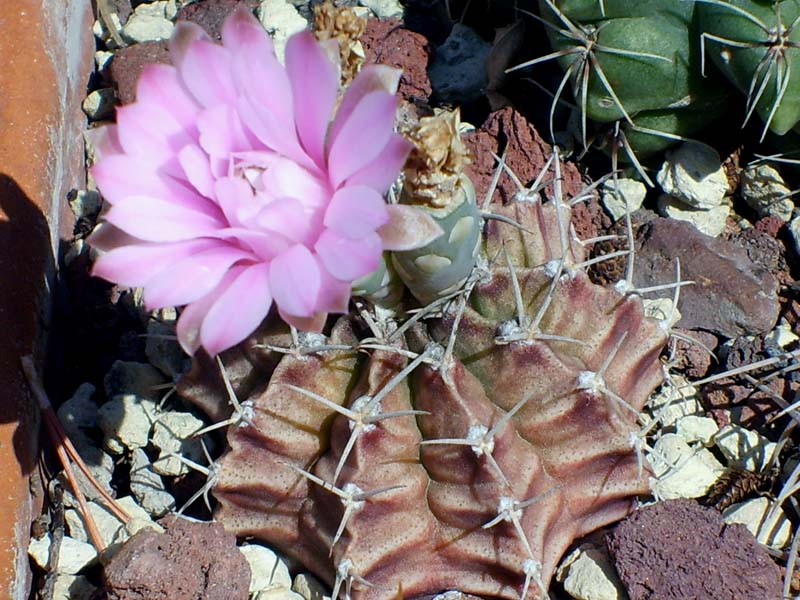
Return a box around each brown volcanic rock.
[632,217,779,338]
[463,107,586,205]
[108,40,170,104]
[176,0,261,40]
[103,516,250,600]
[361,18,432,102]
[607,499,782,600]
[189,200,668,600]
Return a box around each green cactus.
[695,0,800,138]
[507,0,724,157]
[178,149,672,600]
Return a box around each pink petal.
[236,97,310,166]
[221,6,272,54]
[284,30,338,167]
[84,125,123,161]
[200,262,273,355]
[116,103,194,166]
[254,197,313,243]
[329,65,401,144]
[316,258,351,313]
[323,185,388,239]
[86,222,141,252]
[169,21,210,69]
[315,230,382,281]
[269,244,321,317]
[378,204,444,251]
[92,154,172,205]
[327,91,399,187]
[214,176,256,226]
[104,195,224,242]
[178,144,215,198]
[143,246,251,308]
[258,157,329,210]
[135,64,200,129]
[92,239,218,287]
[345,135,413,193]
[211,227,290,260]
[278,309,327,333]
[197,104,251,159]
[176,268,237,355]
[178,40,236,108]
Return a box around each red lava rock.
[463,106,586,205]
[176,0,261,40]
[108,0,133,25]
[108,40,171,104]
[669,328,718,379]
[570,193,609,250]
[755,216,786,239]
[632,217,779,338]
[701,376,786,430]
[103,516,250,600]
[607,499,782,600]
[361,18,432,102]
[729,226,791,286]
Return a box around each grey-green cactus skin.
[391,174,482,305]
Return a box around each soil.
[32,1,800,599]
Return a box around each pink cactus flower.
[88,8,442,356]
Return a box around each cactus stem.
[481,490,559,561]
[696,0,800,140]
[482,212,536,234]
[332,558,372,600]
[192,358,255,437]
[481,147,509,211]
[577,331,641,419]
[287,464,404,551]
[520,558,547,600]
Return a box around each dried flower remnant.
[87,7,441,357]
[313,1,367,86]
[401,108,473,209]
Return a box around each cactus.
[179,150,670,599]
[695,0,800,138]
[508,0,727,162]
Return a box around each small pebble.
[65,496,157,554]
[82,89,116,121]
[556,543,627,600]
[657,195,730,237]
[258,0,307,63]
[51,574,96,600]
[240,544,292,594]
[674,415,718,446]
[723,497,791,549]
[98,394,160,453]
[122,1,175,43]
[714,424,776,472]
[28,535,98,574]
[293,573,330,600]
[657,141,729,209]
[151,411,208,476]
[649,433,725,500]
[95,50,114,71]
[68,189,103,220]
[740,163,794,221]
[93,14,124,48]
[766,322,798,349]
[358,0,403,18]
[130,448,176,517]
[601,177,646,221]
[644,376,701,428]
[642,297,681,331]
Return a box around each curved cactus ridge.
[696,0,800,138]
[180,151,670,600]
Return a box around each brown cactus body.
[181,176,668,599]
